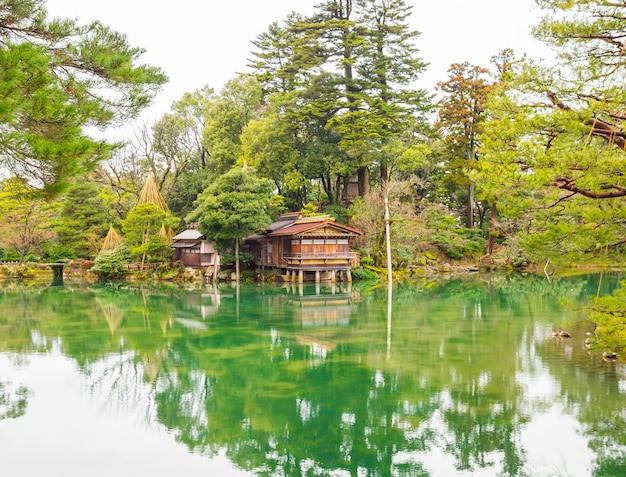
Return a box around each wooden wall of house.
[292,237,351,255]
[264,237,283,266]
[182,252,201,267]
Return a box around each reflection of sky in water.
[9,348,591,477]
[0,352,251,477]
[0,341,613,476]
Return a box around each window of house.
[267,243,273,254]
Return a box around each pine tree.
[0,0,167,196]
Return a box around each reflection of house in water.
[284,284,359,354]
[174,286,223,331]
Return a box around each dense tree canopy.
[4,0,626,281]
[474,1,626,265]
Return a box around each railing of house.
[283,252,358,260]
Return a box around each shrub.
[351,267,380,281]
[91,245,131,280]
[44,243,76,263]
[23,253,41,263]
[219,251,255,267]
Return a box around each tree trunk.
[466,183,474,228]
[235,238,240,283]
[380,163,389,189]
[488,202,497,256]
[358,166,369,197]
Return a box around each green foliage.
[0,0,167,196]
[218,251,255,268]
[350,267,380,281]
[324,204,351,224]
[474,4,626,266]
[589,282,626,352]
[3,251,20,261]
[202,75,263,177]
[43,243,76,263]
[121,203,179,262]
[187,168,275,246]
[22,253,41,263]
[422,206,486,260]
[249,0,433,197]
[300,202,320,217]
[0,382,31,420]
[53,181,109,259]
[0,177,56,262]
[91,245,131,280]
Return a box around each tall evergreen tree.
[249,0,430,199]
[436,62,494,228]
[348,0,431,185]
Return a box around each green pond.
[0,274,625,477]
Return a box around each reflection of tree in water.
[1,276,625,476]
[0,381,31,420]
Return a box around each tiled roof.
[172,229,204,240]
[269,219,362,237]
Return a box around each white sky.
[45,0,553,126]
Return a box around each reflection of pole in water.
[387,283,392,360]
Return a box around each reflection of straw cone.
[101,303,124,335]
[143,349,167,383]
[160,320,169,336]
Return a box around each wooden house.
[171,225,220,270]
[246,213,362,283]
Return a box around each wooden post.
[385,195,392,286]
[346,269,352,284]
[298,270,303,283]
[330,270,336,283]
[285,270,291,282]
[315,270,321,283]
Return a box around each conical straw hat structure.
[138,175,169,212]
[101,223,123,252]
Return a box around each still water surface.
[0,274,625,477]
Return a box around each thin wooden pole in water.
[385,195,393,359]
[384,196,393,286]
